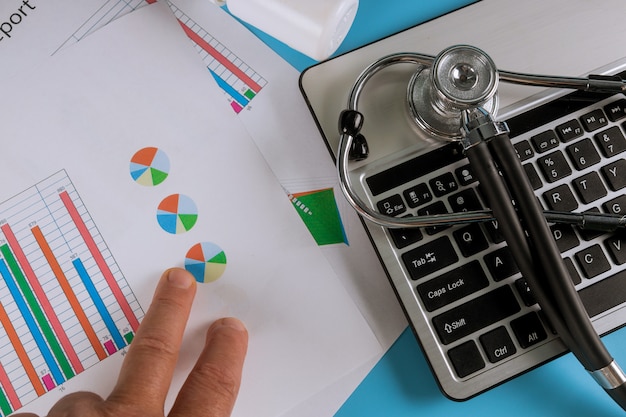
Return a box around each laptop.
[299,0,626,400]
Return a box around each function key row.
[516,98,626,160]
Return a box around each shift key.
[433,285,520,345]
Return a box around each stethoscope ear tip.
[339,109,364,136]
[349,133,369,161]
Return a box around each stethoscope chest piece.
[408,45,499,140]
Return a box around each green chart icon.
[289,188,348,246]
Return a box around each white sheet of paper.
[0,3,380,416]
[168,0,407,352]
[0,0,152,79]
[163,3,408,414]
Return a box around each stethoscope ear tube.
[487,133,626,408]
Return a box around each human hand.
[13,268,248,417]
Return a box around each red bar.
[0,355,21,410]
[178,21,262,93]
[59,191,140,331]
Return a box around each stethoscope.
[337,45,626,409]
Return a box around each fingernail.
[208,317,247,336]
[167,268,195,289]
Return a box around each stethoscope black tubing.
[464,140,586,366]
[488,135,614,370]
[489,135,626,408]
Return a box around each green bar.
[244,89,256,100]
[0,245,75,379]
[124,331,134,344]
[0,387,12,416]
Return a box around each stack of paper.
[0,2,384,416]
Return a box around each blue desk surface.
[236,1,626,415]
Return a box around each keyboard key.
[479,326,517,363]
[542,184,578,211]
[575,244,611,278]
[484,247,520,281]
[455,164,477,186]
[515,278,536,306]
[376,194,406,216]
[579,268,626,318]
[389,226,423,249]
[555,119,584,142]
[453,223,489,257]
[430,172,458,197]
[537,150,572,183]
[403,183,432,208]
[550,223,579,253]
[594,126,626,157]
[572,171,607,204]
[603,195,626,216]
[417,201,450,235]
[604,99,626,122]
[448,340,485,378]
[605,234,626,265]
[601,159,626,191]
[416,260,489,312]
[483,218,505,244]
[566,138,601,170]
[580,108,608,132]
[432,285,520,345]
[402,236,458,280]
[510,312,547,349]
[448,188,483,213]
[514,140,535,161]
[531,130,560,153]
[523,163,542,190]
[564,257,582,286]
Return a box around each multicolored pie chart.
[129,147,170,186]
[156,194,198,234]
[184,242,227,283]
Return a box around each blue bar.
[72,258,126,350]
[208,69,249,108]
[0,259,65,385]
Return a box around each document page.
[0,3,380,416]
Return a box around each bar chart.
[0,171,143,415]
[169,2,268,114]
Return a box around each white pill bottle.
[224,0,359,60]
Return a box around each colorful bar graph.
[169,2,267,114]
[0,170,143,414]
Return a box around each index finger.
[107,268,197,412]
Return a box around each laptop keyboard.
[364,82,626,395]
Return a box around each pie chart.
[156,194,198,234]
[184,242,227,283]
[129,147,170,186]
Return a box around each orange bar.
[32,226,107,362]
[0,302,45,396]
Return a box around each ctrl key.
[448,340,485,378]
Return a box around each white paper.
[0,4,380,416]
[168,0,407,351]
[0,0,151,79]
